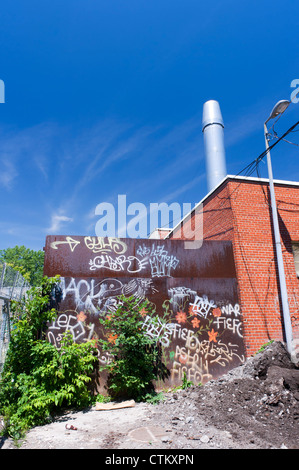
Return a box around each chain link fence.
[0,263,31,373]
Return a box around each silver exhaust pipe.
[202,100,227,192]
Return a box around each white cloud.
[47,214,73,233]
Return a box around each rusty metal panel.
[44,235,245,390]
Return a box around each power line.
[256,120,299,165]
[272,134,299,147]
[151,120,299,237]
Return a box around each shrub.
[0,276,98,441]
[99,295,168,401]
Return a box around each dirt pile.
[1,341,299,449]
[154,341,299,449]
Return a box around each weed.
[256,340,274,355]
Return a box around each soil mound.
[156,341,299,448]
[1,341,299,449]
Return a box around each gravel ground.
[1,341,299,451]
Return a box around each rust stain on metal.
[44,235,245,390]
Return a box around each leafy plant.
[95,393,111,404]
[143,391,165,405]
[0,245,45,286]
[181,372,194,389]
[99,295,169,401]
[169,373,201,393]
[0,276,98,441]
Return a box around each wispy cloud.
[223,95,291,150]
[224,109,264,149]
[65,123,156,204]
[0,115,205,242]
[47,213,73,233]
[162,173,205,203]
[0,158,18,189]
[0,121,66,190]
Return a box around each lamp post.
[264,99,293,355]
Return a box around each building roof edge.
[164,174,299,239]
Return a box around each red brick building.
[166,175,299,361]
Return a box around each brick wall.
[169,177,299,358]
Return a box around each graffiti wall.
[44,235,245,390]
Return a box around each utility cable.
[150,120,299,238]
[256,120,299,165]
[272,133,299,147]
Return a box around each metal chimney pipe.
[202,100,227,192]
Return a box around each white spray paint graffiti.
[47,312,95,350]
[221,303,241,316]
[50,236,127,255]
[171,344,212,384]
[141,315,176,347]
[136,243,151,257]
[84,236,127,254]
[88,243,180,278]
[49,276,244,386]
[89,254,148,273]
[60,276,157,315]
[148,245,180,278]
[168,286,197,305]
[189,295,217,319]
[213,316,243,337]
[170,324,245,384]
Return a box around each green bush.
[99,295,169,401]
[0,276,98,441]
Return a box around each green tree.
[0,245,45,286]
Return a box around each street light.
[266,100,290,121]
[264,99,293,355]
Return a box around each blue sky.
[0,0,298,251]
